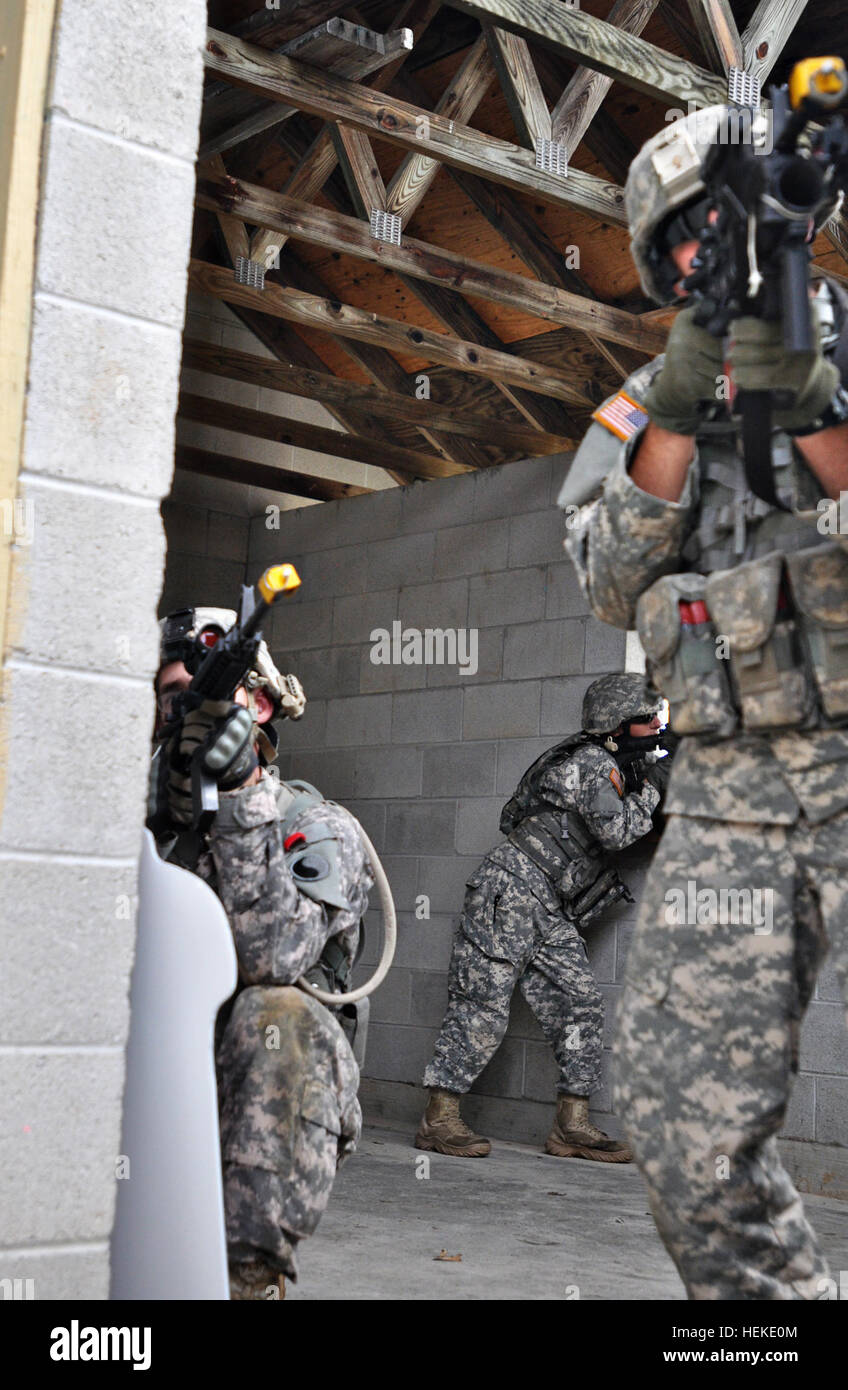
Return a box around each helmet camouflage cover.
[626,104,732,303]
[582,674,663,735]
[157,606,305,721]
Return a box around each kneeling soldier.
[416,674,670,1162]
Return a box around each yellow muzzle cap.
[257,563,301,604]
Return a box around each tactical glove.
[166,699,257,825]
[642,756,672,800]
[643,304,726,435]
[729,314,840,431]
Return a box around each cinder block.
[523,1040,560,1102]
[433,519,510,579]
[0,1052,125,1242]
[0,1248,109,1300]
[455,798,503,855]
[24,296,182,497]
[1,667,156,857]
[397,578,469,631]
[369,968,412,1025]
[584,619,628,673]
[549,452,577,504]
[10,481,164,675]
[325,694,393,747]
[0,861,136,1044]
[367,533,435,590]
[473,456,553,521]
[546,561,591,618]
[398,474,477,536]
[426,627,504,687]
[277,698,326,752]
[799,1003,848,1075]
[391,688,463,745]
[503,619,585,680]
[495,737,554,795]
[385,802,457,855]
[333,588,398,644]
[309,488,402,551]
[270,598,333,651]
[162,500,208,557]
[815,1076,848,1145]
[360,645,428,693]
[342,800,387,853]
[422,743,497,798]
[409,971,451,1028]
[207,511,250,565]
[584,922,617,984]
[392,914,459,970]
[50,0,206,160]
[377,856,420,918]
[463,682,541,740]
[37,119,195,327]
[508,991,546,1042]
[279,545,367,602]
[815,954,845,1003]
[508,509,571,568]
[284,646,361,702]
[181,366,260,412]
[283,748,357,800]
[363,1023,437,1084]
[353,746,422,799]
[541,676,596,736]
[416,857,480,916]
[599,984,625,1050]
[469,568,546,628]
[615,923,635,983]
[472,1037,525,1099]
[780,1072,816,1142]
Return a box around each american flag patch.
[593,390,650,441]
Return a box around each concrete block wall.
[0,0,206,1298]
[246,454,848,1169]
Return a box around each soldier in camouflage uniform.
[151,608,373,1299]
[416,674,671,1162]
[559,107,848,1299]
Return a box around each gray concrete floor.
[288,1125,848,1301]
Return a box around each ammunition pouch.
[636,543,848,736]
[507,811,629,923]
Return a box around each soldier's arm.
[570,754,661,851]
[795,423,848,547]
[206,779,365,985]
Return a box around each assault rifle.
[149,563,301,835]
[684,58,848,508]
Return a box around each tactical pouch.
[785,542,848,722]
[705,553,815,732]
[570,867,634,928]
[635,572,737,737]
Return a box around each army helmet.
[582,674,663,736]
[157,606,302,719]
[626,104,735,303]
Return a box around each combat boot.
[414,1088,491,1157]
[544,1094,632,1163]
[229,1256,286,1300]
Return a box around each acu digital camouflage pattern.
[559,275,848,1296]
[162,768,372,1281]
[424,746,660,1097]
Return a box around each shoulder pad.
[284,819,350,911]
[278,779,325,833]
[557,357,664,509]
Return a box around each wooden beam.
[203,28,628,224]
[178,391,470,480]
[175,444,372,501]
[189,258,595,407]
[484,26,550,146]
[197,172,667,354]
[200,20,414,159]
[550,0,661,150]
[204,154,250,264]
[385,34,495,227]
[446,1,727,107]
[741,0,810,85]
[181,338,578,454]
[331,125,386,216]
[684,0,743,74]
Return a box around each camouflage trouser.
[215,984,361,1281]
[424,887,605,1097]
[615,809,848,1300]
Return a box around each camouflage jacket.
[479,743,660,926]
[159,769,373,989]
[558,281,848,826]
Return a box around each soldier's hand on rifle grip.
[643,304,726,436]
[729,311,840,430]
[166,699,258,824]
